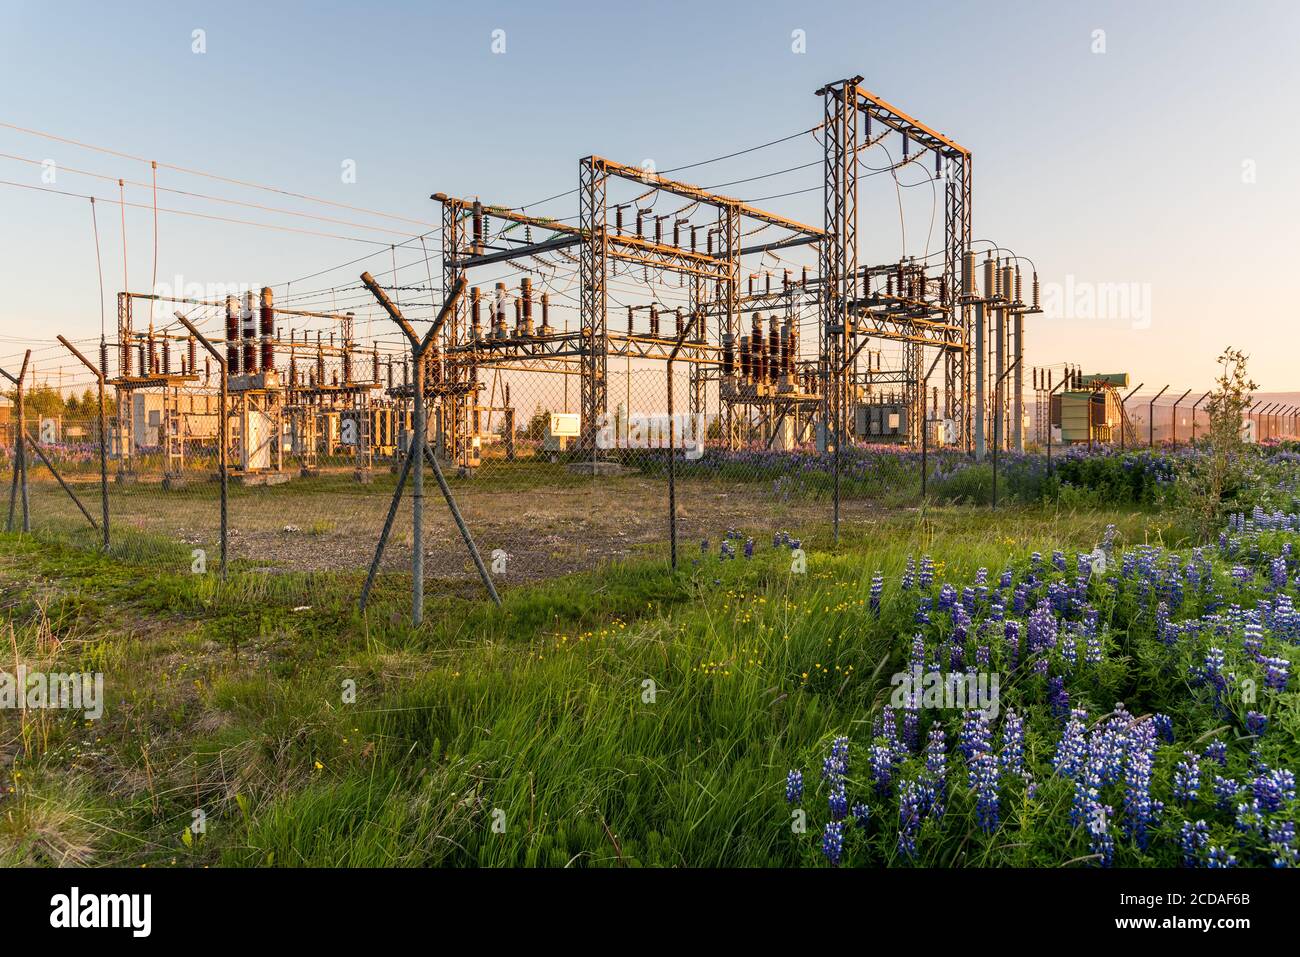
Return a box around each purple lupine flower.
[1206,845,1237,868]
[1123,721,1158,849]
[973,749,1000,833]
[901,557,916,590]
[821,821,845,866]
[924,725,947,819]
[919,555,935,590]
[1204,740,1228,767]
[1262,655,1291,692]
[1173,751,1201,805]
[1153,713,1174,743]
[870,572,883,615]
[1235,798,1265,835]
[897,779,924,857]
[1213,775,1240,810]
[1004,620,1020,670]
[829,785,848,821]
[1054,709,1090,780]
[785,769,803,803]
[1252,769,1296,813]
[851,802,870,829]
[1048,676,1070,720]
[1268,821,1297,868]
[869,743,894,796]
[1179,820,1210,867]
[743,538,754,559]
[1246,711,1268,737]
[1086,800,1115,867]
[1000,709,1025,779]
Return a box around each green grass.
[0,498,1292,867]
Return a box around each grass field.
[1,451,1297,868]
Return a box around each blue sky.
[2,0,1298,392]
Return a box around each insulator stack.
[654,216,662,245]
[739,335,751,381]
[520,278,533,336]
[99,338,109,377]
[241,291,257,374]
[260,288,275,372]
[1001,265,1015,306]
[801,266,808,288]
[472,201,484,254]
[649,305,660,337]
[386,358,394,390]
[675,308,683,338]
[722,334,735,376]
[512,298,521,336]
[616,206,624,233]
[983,258,995,300]
[148,333,158,375]
[627,305,634,335]
[315,340,325,386]
[187,336,196,374]
[541,292,551,333]
[343,345,353,384]
[137,342,146,377]
[162,337,171,375]
[289,353,297,387]
[471,287,482,340]
[373,344,380,383]
[1032,273,1040,310]
[493,282,508,339]
[767,317,779,382]
[1014,268,1023,305]
[225,296,240,373]
[962,251,976,296]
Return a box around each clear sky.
[2,0,1298,394]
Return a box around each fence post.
[172,312,228,579]
[361,273,491,620]
[666,315,698,570]
[1148,385,1169,448]
[1,351,32,533]
[57,335,110,549]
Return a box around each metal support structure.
[919,350,944,499]
[991,356,1021,509]
[578,157,609,455]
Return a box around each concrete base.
[234,471,291,488]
